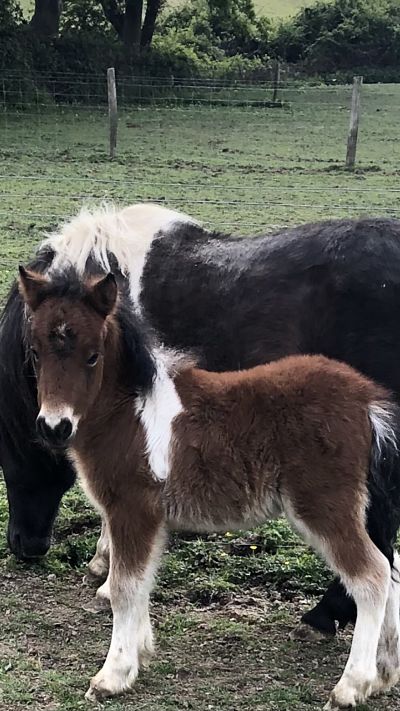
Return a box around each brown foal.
[18,266,400,709]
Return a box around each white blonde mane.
[41,202,200,305]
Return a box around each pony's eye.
[31,348,39,363]
[87,353,99,367]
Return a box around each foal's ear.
[86,273,118,318]
[18,266,49,311]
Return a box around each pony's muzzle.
[36,415,74,448]
[8,526,51,559]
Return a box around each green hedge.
[272,0,400,72]
[1,0,399,104]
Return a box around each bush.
[273,0,400,74]
[2,0,399,96]
[159,0,273,60]
[0,0,24,28]
[0,0,273,101]
[61,0,113,35]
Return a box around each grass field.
[254,0,322,16]
[168,0,321,15]
[1,83,400,709]
[19,0,323,20]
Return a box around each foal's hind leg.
[324,539,390,709]
[372,551,400,695]
[284,497,390,708]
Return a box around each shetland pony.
[18,266,400,709]
[4,204,400,641]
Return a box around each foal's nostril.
[36,415,48,441]
[58,418,73,441]
[36,415,73,446]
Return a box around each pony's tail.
[368,400,400,564]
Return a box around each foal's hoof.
[372,666,400,695]
[323,692,357,710]
[85,665,138,702]
[87,557,109,582]
[290,622,334,643]
[82,594,111,615]
[85,676,121,702]
[85,685,104,703]
[139,646,155,670]
[325,677,373,709]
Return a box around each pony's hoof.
[290,622,334,643]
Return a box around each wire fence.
[1,73,400,555]
[0,73,399,280]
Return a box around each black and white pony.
[2,203,400,641]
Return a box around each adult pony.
[18,265,400,708]
[2,204,400,641]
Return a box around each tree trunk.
[123,0,143,55]
[30,0,62,37]
[141,0,163,48]
[100,0,124,41]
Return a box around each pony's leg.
[324,543,390,709]
[88,518,110,580]
[291,578,356,640]
[85,521,165,700]
[372,551,400,695]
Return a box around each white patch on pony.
[39,404,80,435]
[369,401,398,454]
[42,202,200,308]
[135,349,183,482]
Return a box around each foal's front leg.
[86,519,165,700]
[88,518,110,581]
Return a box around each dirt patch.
[0,570,399,711]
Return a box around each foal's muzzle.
[36,416,73,448]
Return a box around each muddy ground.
[1,570,399,711]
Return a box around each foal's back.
[165,355,388,531]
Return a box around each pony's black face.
[19,267,118,449]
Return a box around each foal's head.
[18,266,155,449]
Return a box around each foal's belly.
[164,490,283,535]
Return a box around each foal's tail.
[368,400,400,564]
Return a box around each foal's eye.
[30,348,39,363]
[87,353,99,367]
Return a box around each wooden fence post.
[272,61,281,104]
[107,67,117,160]
[346,76,363,169]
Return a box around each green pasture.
[0,82,399,709]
